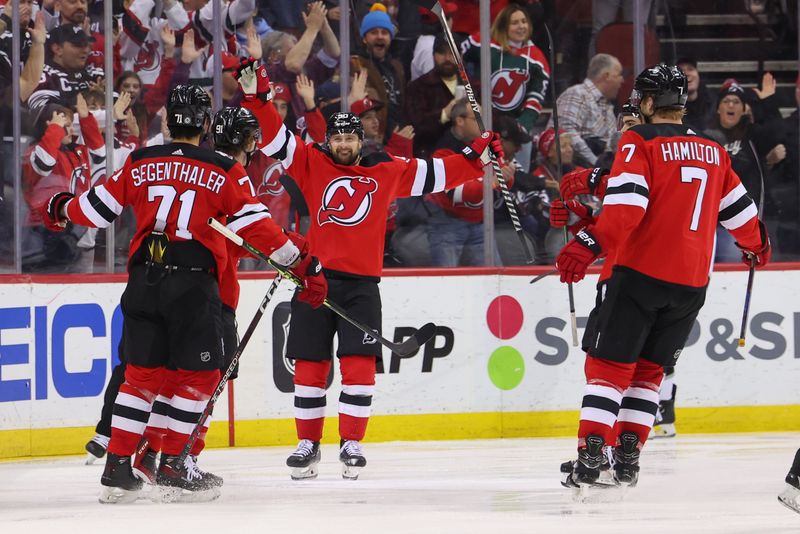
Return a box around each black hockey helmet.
[166,84,212,129]
[630,63,688,111]
[326,112,364,142]
[212,107,262,151]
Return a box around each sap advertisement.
[1,271,800,432]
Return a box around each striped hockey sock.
[293,360,332,441]
[339,356,376,442]
[617,358,664,446]
[578,356,636,446]
[108,364,165,456]
[161,369,219,456]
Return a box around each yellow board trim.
[2,405,799,460]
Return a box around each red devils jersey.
[246,99,487,278]
[64,142,291,287]
[593,123,762,287]
[246,151,292,230]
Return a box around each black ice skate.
[287,439,321,480]
[566,435,606,488]
[778,471,800,515]
[85,433,109,465]
[560,445,616,488]
[98,453,144,504]
[131,447,159,484]
[155,454,222,503]
[613,431,641,487]
[340,440,367,480]
[651,384,677,438]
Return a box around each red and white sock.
[339,355,376,442]
[141,369,177,452]
[293,360,331,442]
[617,358,664,446]
[161,369,219,456]
[108,364,165,456]
[578,356,636,447]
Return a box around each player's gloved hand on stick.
[549,199,594,235]
[41,191,74,232]
[463,131,505,166]
[559,167,609,200]
[736,220,771,268]
[556,227,603,283]
[285,231,328,308]
[235,56,272,102]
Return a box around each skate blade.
[86,453,100,465]
[290,464,319,480]
[572,482,627,504]
[152,486,221,503]
[650,424,676,439]
[778,485,800,515]
[98,486,140,504]
[342,464,362,480]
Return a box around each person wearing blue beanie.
[360,9,395,39]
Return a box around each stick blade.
[395,322,437,356]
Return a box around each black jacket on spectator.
[353,50,406,138]
[403,69,456,159]
[28,62,104,114]
[765,110,800,256]
[684,83,715,131]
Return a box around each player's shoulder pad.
[131,143,238,172]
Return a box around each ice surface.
[1,434,799,533]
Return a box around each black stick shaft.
[178,273,283,464]
[738,258,756,347]
[433,4,534,263]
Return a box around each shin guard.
[578,356,636,446]
[161,369,219,456]
[108,365,165,456]
[293,360,332,441]
[339,356,376,442]
[617,358,664,447]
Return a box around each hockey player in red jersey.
[554,64,771,490]
[43,85,327,504]
[234,57,503,480]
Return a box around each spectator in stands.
[550,53,622,168]
[263,1,340,120]
[0,0,45,101]
[404,33,462,159]
[461,3,550,172]
[425,99,499,267]
[677,57,714,131]
[705,81,784,261]
[22,97,103,273]
[42,0,106,69]
[352,3,406,139]
[28,23,103,113]
[410,2,456,82]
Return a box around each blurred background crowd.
[0,0,798,273]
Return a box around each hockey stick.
[529,268,558,284]
[414,0,534,264]
[542,22,579,346]
[176,272,284,466]
[207,218,437,357]
[738,141,766,347]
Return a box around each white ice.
[1,433,799,533]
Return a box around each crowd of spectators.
[1,0,798,272]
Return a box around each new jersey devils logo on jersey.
[491,69,528,111]
[318,176,378,226]
[257,161,286,197]
[134,40,161,73]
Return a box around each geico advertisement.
[1,271,799,429]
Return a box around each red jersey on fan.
[245,99,487,278]
[593,123,762,287]
[246,151,292,230]
[63,142,291,286]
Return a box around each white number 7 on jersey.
[681,166,708,232]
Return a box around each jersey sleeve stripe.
[79,189,116,228]
[31,150,56,176]
[227,210,270,233]
[607,172,649,190]
[94,184,124,215]
[232,202,268,217]
[719,183,748,212]
[720,201,758,231]
[431,158,446,193]
[602,192,649,210]
[410,158,429,196]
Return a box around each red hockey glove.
[463,131,505,166]
[549,199,594,235]
[41,192,74,232]
[559,167,609,200]
[556,227,603,283]
[736,220,771,268]
[235,57,272,102]
[286,231,328,309]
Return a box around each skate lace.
[294,439,315,457]
[341,440,363,458]
[183,455,204,482]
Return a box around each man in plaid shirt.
[548,54,623,167]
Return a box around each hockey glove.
[559,167,610,200]
[736,220,771,268]
[41,191,74,232]
[463,131,505,166]
[549,199,594,235]
[235,57,272,102]
[556,227,603,283]
[286,231,328,309]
